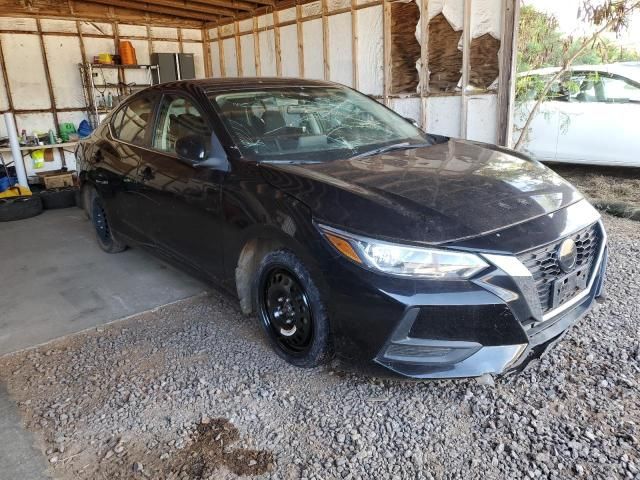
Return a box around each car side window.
[153,94,211,155]
[601,76,640,103]
[111,96,154,145]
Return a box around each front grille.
[517,223,602,314]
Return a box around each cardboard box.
[40,172,75,189]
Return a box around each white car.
[515,64,640,167]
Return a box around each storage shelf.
[87,63,159,70]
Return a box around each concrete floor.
[0,208,206,355]
[0,207,207,478]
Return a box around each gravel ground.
[1,214,639,480]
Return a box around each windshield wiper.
[350,142,432,160]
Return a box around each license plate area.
[551,268,589,309]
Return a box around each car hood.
[258,138,583,244]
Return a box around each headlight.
[318,224,488,279]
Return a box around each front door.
[136,92,227,280]
[555,72,640,166]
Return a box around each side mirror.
[175,135,208,162]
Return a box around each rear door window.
[111,96,155,146]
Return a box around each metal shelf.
[78,62,160,128]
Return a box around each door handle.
[140,166,155,182]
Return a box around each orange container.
[119,41,137,65]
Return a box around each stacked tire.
[0,195,43,222]
[39,187,78,210]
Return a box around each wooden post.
[497,0,520,147]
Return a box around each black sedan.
[76,78,607,379]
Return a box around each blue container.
[0,176,17,193]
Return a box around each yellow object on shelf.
[0,185,31,198]
[31,149,45,169]
[98,53,113,64]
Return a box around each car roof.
[519,64,640,83]
[143,77,341,94]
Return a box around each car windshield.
[208,86,429,162]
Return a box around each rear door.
[555,71,640,166]
[514,74,563,162]
[135,91,227,280]
[94,94,157,243]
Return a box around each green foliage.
[517,4,640,73]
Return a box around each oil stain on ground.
[169,418,274,478]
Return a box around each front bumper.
[324,213,607,379]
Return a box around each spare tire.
[39,187,78,210]
[0,195,43,222]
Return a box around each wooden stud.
[273,9,282,76]
[321,0,329,80]
[146,25,154,62]
[253,16,261,76]
[203,27,213,77]
[382,0,391,106]
[296,2,304,77]
[419,0,429,129]
[497,0,519,147]
[235,20,243,76]
[0,34,14,111]
[350,0,358,89]
[178,27,184,53]
[217,25,226,76]
[460,0,471,139]
[36,18,60,131]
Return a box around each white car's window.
[601,76,640,103]
[153,94,211,154]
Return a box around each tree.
[514,0,640,151]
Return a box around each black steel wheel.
[261,268,314,356]
[91,191,126,253]
[254,250,331,367]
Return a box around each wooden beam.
[192,0,256,12]
[82,0,221,21]
[218,25,226,76]
[235,20,243,76]
[497,0,519,147]
[253,16,261,75]
[125,0,235,18]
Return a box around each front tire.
[254,250,331,368]
[91,191,126,254]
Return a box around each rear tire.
[39,187,77,210]
[91,190,126,254]
[0,195,43,222]
[254,249,331,368]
